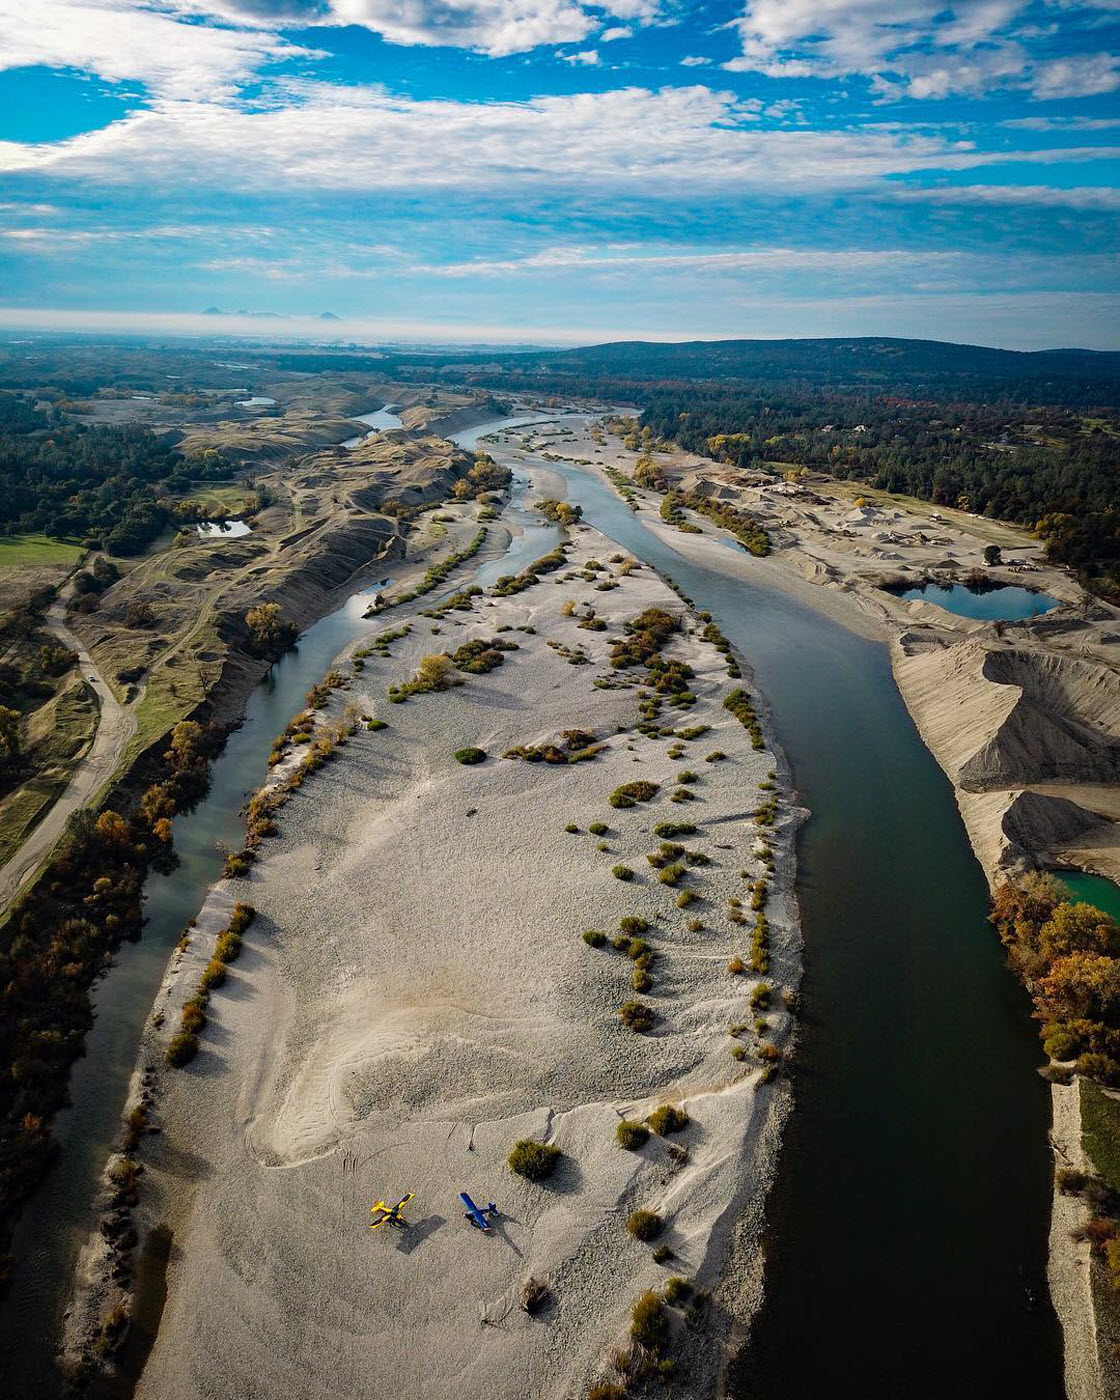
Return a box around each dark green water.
[0,415,1065,1399]
[1060,871,1120,922]
[523,435,1063,1400]
[0,478,560,1400]
[0,580,396,1397]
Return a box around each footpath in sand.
[116,519,798,1400]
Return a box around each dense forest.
[362,337,1120,600]
[0,401,229,555]
[639,387,1120,599]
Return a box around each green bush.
[619,915,649,935]
[617,1119,650,1150]
[583,928,607,947]
[165,1031,199,1067]
[613,865,635,881]
[508,1139,562,1181]
[632,967,653,992]
[197,958,227,993]
[676,890,696,908]
[664,1276,693,1306]
[620,1000,655,1032]
[609,780,660,809]
[565,822,580,834]
[652,1244,674,1264]
[627,1209,663,1241]
[653,821,696,838]
[630,1291,669,1350]
[648,1104,689,1135]
[587,1386,626,1400]
[454,747,487,765]
[214,930,242,963]
[180,1001,206,1035]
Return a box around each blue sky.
[0,1,1118,348]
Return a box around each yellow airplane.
[369,1193,413,1231]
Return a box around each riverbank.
[69,515,799,1398]
[0,444,512,1396]
[511,409,1109,1400]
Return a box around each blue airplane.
[460,1193,498,1232]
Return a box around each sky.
[0,1,1118,349]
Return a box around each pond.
[236,396,277,408]
[195,520,251,539]
[897,580,1061,620]
[342,405,403,448]
[1059,871,1120,922]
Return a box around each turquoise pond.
[898,581,1061,620]
[1060,872,1120,921]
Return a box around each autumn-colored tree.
[0,705,21,771]
[165,720,204,773]
[94,811,132,849]
[1039,953,1120,1023]
[1039,901,1119,961]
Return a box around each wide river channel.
[1,413,1064,1399]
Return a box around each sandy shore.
[83,510,800,1399]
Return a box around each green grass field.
[1082,1079,1120,1194]
[0,534,84,569]
[182,484,258,516]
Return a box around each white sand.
[112,523,798,1400]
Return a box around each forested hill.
[521,338,1120,400]
[365,336,1120,409]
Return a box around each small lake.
[196,519,251,539]
[898,581,1061,620]
[237,396,277,408]
[1060,871,1120,922]
[342,405,403,448]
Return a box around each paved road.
[0,591,139,913]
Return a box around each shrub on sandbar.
[583,928,607,947]
[455,747,487,765]
[627,1209,663,1241]
[619,915,649,935]
[610,780,660,809]
[616,1119,650,1150]
[630,1291,669,1349]
[509,1139,561,1181]
[613,865,635,881]
[620,1000,655,1032]
[165,1031,199,1067]
[648,1104,689,1136]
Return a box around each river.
[0,413,1065,1399]
[467,416,1065,1400]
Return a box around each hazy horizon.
[2,2,1118,350]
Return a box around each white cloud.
[728,0,1120,99]
[412,243,959,277]
[0,0,318,101]
[600,26,631,41]
[1030,53,1120,97]
[898,182,1120,209]
[186,0,660,56]
[562,48,600,64]
[4,83,1115,194]
[680,55,710,67]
